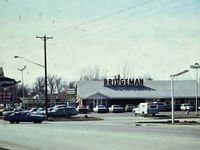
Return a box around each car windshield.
[98,105,105,108]
[113,105,120,107]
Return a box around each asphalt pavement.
[0,112,200,150]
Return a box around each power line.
[52,0,197,45]
[104,0,198,32]
[47,0,155,35]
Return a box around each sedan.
[108,105,124,113]
[93,105,108,113]
[3,111,47,124]
[2,107,24,116]
[48,107,78,117]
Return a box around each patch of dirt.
[47,116,103,121]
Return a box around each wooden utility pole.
[36,35,53,116]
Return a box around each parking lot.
[0,110,200,150]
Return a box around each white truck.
[133,103,158,116]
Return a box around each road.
[0,113,200,150]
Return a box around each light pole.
[14,56,44,110]
[170,70,189,124]
[190,63,200,115]
[17,65,26,109]
[14,56,44,68]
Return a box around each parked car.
[153,102,167,111]
[3,111,47,124]
[108,105,123,113]
[48,107,78,117]
[38,107,55,115]
[124,104,135,112]
[93,105,108,113]
[53,105,66,109]
[32,108,45,115]
[2,107,14,112]
[180,104,194,111]
[77,105,88,114]
[29,108,39,113]
[2,108,24,116]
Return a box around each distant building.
[77,78,200,110]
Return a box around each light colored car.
[32,108,45,115]
[93,105,108,113]
[53,105,66,109]
[180,104,194,111]
[29,108,39,113]
[108,105,123,113]
[2,108,24,116]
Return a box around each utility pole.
[36,35,53,116]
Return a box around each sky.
[0,0,200,85]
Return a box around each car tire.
[10,121,14,124]
[33,120,38,123]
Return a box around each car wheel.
[33,120,38,123]
[16,122,19,124]
[10,121,14,124]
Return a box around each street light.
[170,70,189,124]
[14,56,47,115]
[17,65,26,109]
[190,63,200,115]
[14,56,44,68]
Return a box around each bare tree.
[33,76,44,91]
[79,66,107,81]
[120,62,134,78]
[33,75,67,94]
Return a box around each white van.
[133,103,158,116]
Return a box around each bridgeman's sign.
[104,74,144,87]
[0,91,13,104]
[0,77,17,87]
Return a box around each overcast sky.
[0,0,200,85]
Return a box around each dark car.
[48,107,78,117]
[77,105,88,114]
[3,111,47,124]
[125,104,135,112]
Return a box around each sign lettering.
[104,74,144,87]
[0,91,14,104]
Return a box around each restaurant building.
[76,75,199,110]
